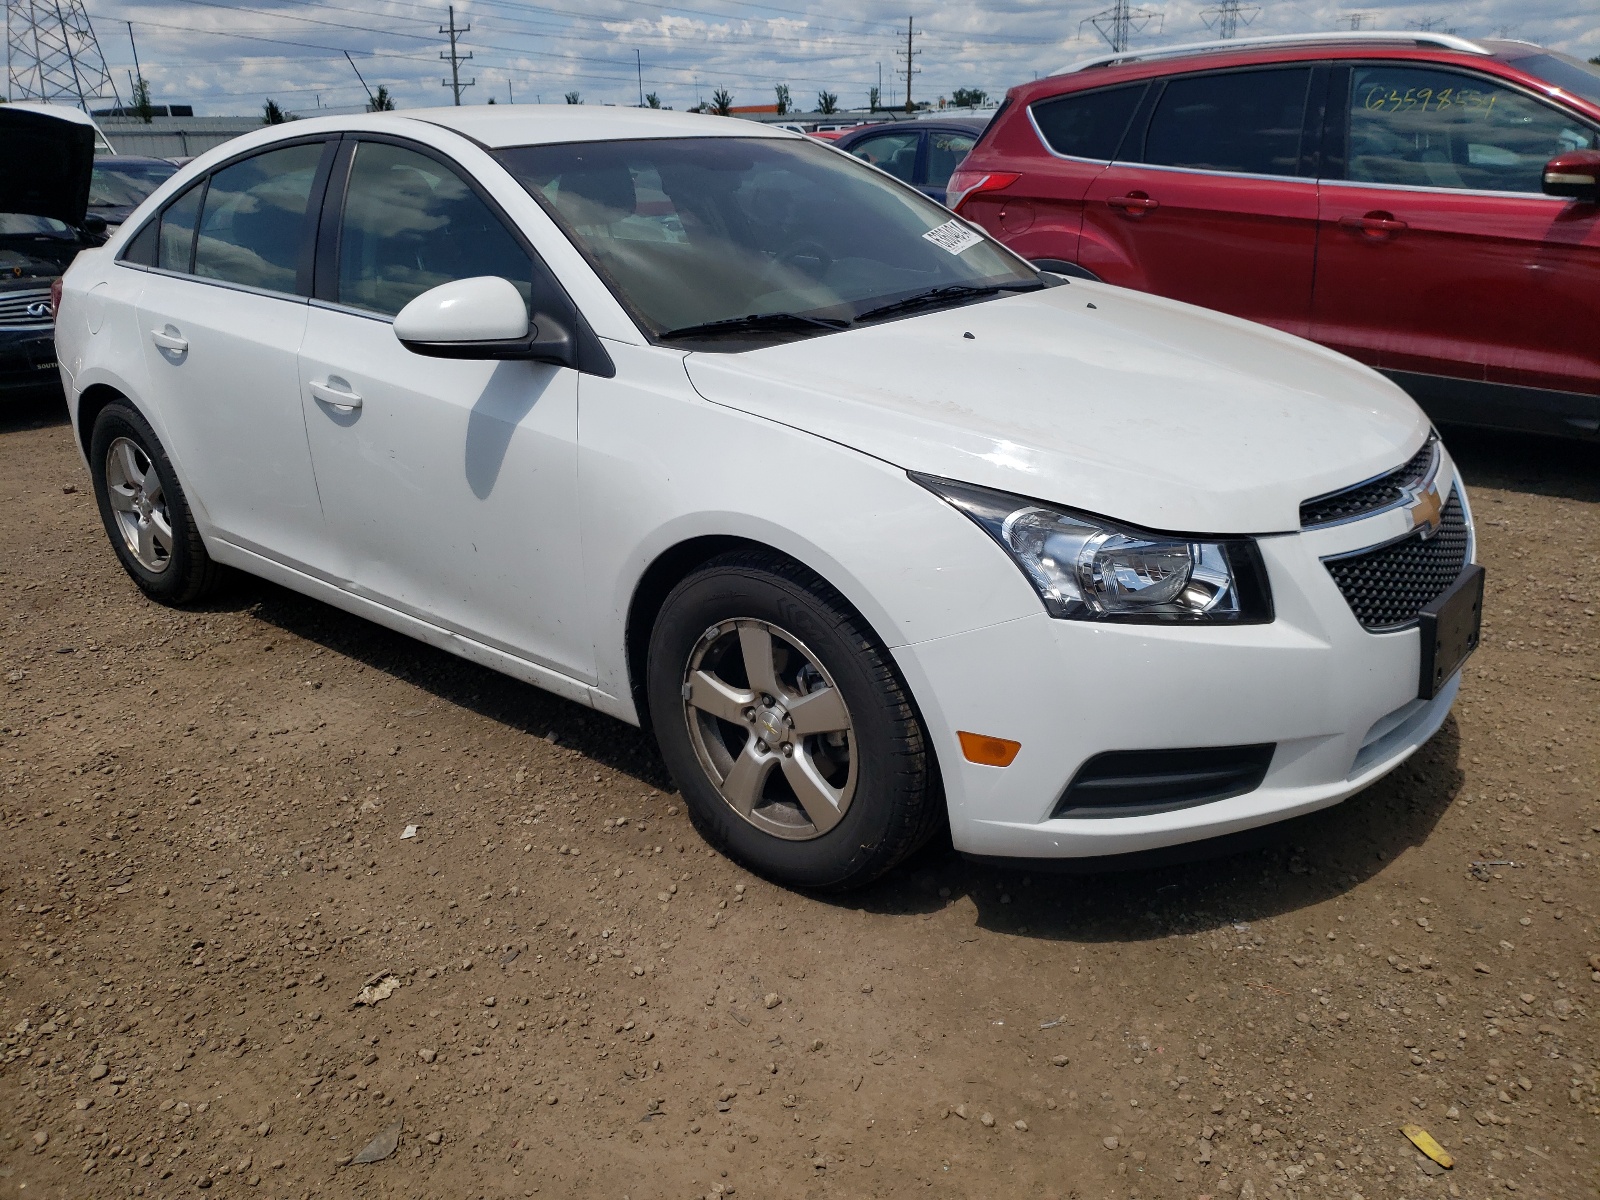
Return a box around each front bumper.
[0,327,62,394]
[895,470,1473,859]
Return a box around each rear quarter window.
[1029,83,1147,160]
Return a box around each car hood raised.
[0,104,97,228]
[683,284,1429,534]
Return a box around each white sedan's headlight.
[915,474,1273,624]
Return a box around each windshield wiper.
[854,281,1040,324]
[658,312,851,341]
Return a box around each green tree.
[564,91,582,104]
[816,90,838,115]
[130,76,155,123]
[868,85,880,111]
[645,92,661,108]
[261,98,296,124]
[774,83,791,115]
[367,84,395,112]
[951,86,987,107]
[711,87,734,115]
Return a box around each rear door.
[1080,65,1322,335]
[1312,62,1600,416]
[844,128,924,188]
[962,83,1145,265]
[133,139,333,563]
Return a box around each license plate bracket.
[1418,564,1484,700]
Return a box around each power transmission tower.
[895,15,920,112]
[1200,0,1259,39]
[439,4,472,106]
[6,0,122,110]
[1342,12,1374,30]
[1081,0,1164,54]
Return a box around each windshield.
[0,213,73,237]
[1506,51,1600,106]
[494,136,1038,347]
[89,159,177,208]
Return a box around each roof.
[1054,30,1493,75]
[387,104,794,149]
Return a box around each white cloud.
[55,0,1600,115]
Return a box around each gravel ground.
[1,391,1596,1200]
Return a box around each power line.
[439,3,471,104]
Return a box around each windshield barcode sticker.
[922,219,983,255]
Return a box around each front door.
[134,141,331,561]
[295,138,591,681]
[1312,62,1600,409]
[1079,65,1321,336]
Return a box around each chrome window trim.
[111,259,310,304]
[1105,159,1314,184]
[1318,175,1578,201]
[309,297,395,325]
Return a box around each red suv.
[950,33,1600,439]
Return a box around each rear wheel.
[647,550,939,890]
[89,401,225,605]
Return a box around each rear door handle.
[1338,213,1408,235]
[309,378,363,411]
[149,326,188,352]
[1107,192,1159,214]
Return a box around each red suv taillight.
[49,276,63,324]
[946,170,1020,213]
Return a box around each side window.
[1139,68,1312,175]
[1030,83,1146,160]
[336,141,534,318]
[193,142,324,293]
[926,131,977,189]
[158,182,203,272]
[1344,65,1599,192]
[848,131,921,182]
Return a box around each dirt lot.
[1,392,1596,1200]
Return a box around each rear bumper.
[893,474,1472,859]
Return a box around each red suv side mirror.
[1542,149,1600,202]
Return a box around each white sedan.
[53,106,1482,889]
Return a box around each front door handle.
[149,325,188,352]
[309,377,362,411]
[1107,192,1159,216]
[1338,212,1408,236]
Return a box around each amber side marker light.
[957,731,1022,767]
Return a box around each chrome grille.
[0,287,53,327]
[1300,435,1437,529]
[1323,490,1470,631]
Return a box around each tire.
[88,401,226,605]
[646,550,940,891]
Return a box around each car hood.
[682,284,1429,534]
[0,104,96,228]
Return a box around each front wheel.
[646,551,939,890]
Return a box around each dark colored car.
[1,104,106,397]
[950,33,1600,439]
[835,117,990,205]
[89,155,179,229]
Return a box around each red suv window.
[1030,83,1146,161]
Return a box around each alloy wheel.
[681,618,856,840]
[104,436,173,573]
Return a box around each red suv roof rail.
[1054,30,1492,75]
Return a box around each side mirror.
[393,275,575,367]
[1542,149,1600,203]
[81,213,107,235]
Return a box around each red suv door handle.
[1339,212,1408,236]
[1108,192,1159,216]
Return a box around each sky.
[22,0,1600,116]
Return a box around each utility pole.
[895,15,920,113]
[635,48,643,107]
[343,49,374,107]
[439,4,472,105]
[125,20,141,87]
[507,78,513,103]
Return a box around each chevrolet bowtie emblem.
[1409,479,1444,538]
